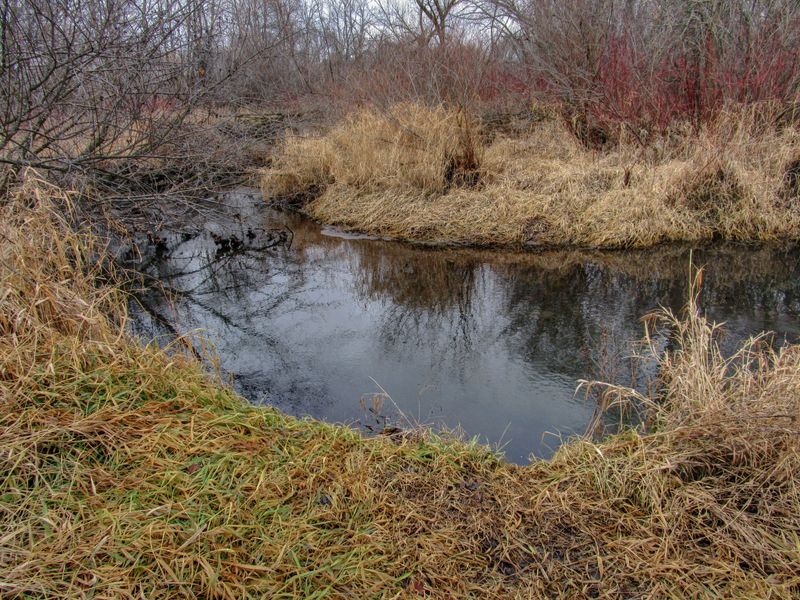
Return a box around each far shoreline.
[260,103,800,251]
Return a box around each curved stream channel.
[127,188,800,463]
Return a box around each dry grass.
[2,178,799,597]
[264,103,482,204]
[261,103,800,248]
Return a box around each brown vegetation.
[4,0,800,595]
[7,1,800,184]
[261,103,800,248]
[2,178,798,598]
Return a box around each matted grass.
[261,103,800,248]
[1,179,799,597]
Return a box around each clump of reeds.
[261,101,800,248]
[560,271,800,596]
[2,179,799,597]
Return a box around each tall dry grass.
[561,271,800,596]
[264,103,482,201]
[1,179,799,597]
[261,103,800,248]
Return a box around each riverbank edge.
[2,179,798,597]
[259,103,800,250]
[269,198,800,253]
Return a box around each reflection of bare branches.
[121,192,336,414]
[128,226,288,290]
[354,248,476,312]
[346,242,485,356]
[120,189,295,354]
[497,245,800,380]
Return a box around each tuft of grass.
[263,103,483,201]
[261,102,800,248]
[2,178,799,597]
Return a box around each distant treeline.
[2,0,799,177]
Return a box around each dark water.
[125,188,800,463]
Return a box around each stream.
[126,187,800,463]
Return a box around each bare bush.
[0,0,197,176]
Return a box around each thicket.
[2,1,799,195]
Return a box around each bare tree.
[414,0,464,46]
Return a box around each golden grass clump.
[2,180,799,597]
[261,102,800,248]
[263,103,482,201]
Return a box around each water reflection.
[126,188,800,463]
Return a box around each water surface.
[126,188,800,463]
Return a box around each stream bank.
[128,188,800,463]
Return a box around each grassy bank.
[2,180,799,598]
[260,103,800,248]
